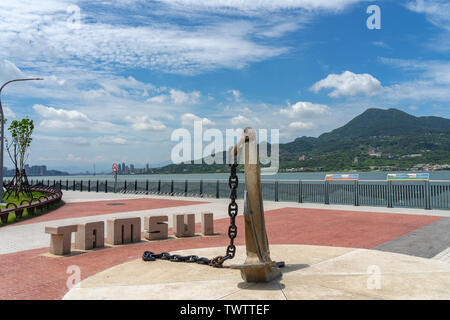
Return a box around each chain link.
[142,160,239,268]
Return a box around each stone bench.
[75,221,104,250]
[144,216,168,241]
[106,217,141,245]
[45,212,215,255]
[173,213,195,237]
[201,212,214,236]
[45,225,78,255]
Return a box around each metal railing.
[0,185,63,224]
[16,178,450,211]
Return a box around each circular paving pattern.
[64,245,450,300]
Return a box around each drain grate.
[106,203,126,206]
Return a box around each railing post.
[53,180,55,187]
[88,180,90,192]
[274,181,279,202]
[135,180,137,193]
[158,180,161,194]
[200,180,203,197]
[47,180,50,187]
[105,180,108,193]
[387,180,393,208]
[96,180,99,193]
[124,180,127,193]
[184,180,188,196]
[170,180,174,196]
[146,180,149,195]
[59,180,62,190]
[354,180,359,206]
[216,180,220,199]
[80,180,83,192]
[66,179,68,191]
[425,180,431,210]
[324,180,330,205]
[298,180,303,203]
[73,180,75,191]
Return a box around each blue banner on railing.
[325,174,359,181]
[387,173,430,181]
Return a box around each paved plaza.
[1,191,449,300]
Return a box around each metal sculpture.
[229,127,283,282]
[142,127,283,282]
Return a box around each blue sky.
[0,0,449,173]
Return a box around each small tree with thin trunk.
[4,118,34,199]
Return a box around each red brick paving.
[11,198,207,226]
[262,207,442,249]
[0,207,442,300]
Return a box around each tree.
[4,118,34,199]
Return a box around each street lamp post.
[0,78,43,204]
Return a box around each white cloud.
[34,135,91,146]
[288,121,315,130]
[145,89,201,105]
[67,153,83,162]
[169,89,201,105]
[154,0,365,13]
[0,0,367,77]
[429,32,450,52]
[380,58,450,85]
[227,89,241,102]
[279,101,330,118]
[311,71,382,97]
[3,106,16,119]
[0,3,289,75]
[229,114,262,126]
[146,94,168,104]
[33,104,89,121]
[379,58,450,101]
[33,104,120,133]
[383,80,450,101]
[95,136,128,145]
[35,134,129,146]
[0,59,24,83]
[406,0,450,31]
[125,116,166,131]
[181,113,215,127]
[405,1,450,53]
[372,41,390,49]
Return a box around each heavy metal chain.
[209,160,238,267]
[142,161,239,268]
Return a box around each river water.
[23,171,450,182]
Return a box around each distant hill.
[320,108,450,139]
[152,108,450,174]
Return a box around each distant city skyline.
[2,164,68,177]
[3,161,162,175]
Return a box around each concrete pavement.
[1,190,450,300]
[64,245,450,300]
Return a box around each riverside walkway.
[1,191,449,299]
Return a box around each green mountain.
[321,108,449,139]
[280,108,450,171]
[152,108,450,174]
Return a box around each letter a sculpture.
[230,127,283,282]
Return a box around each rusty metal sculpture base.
[230,261,281,283]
